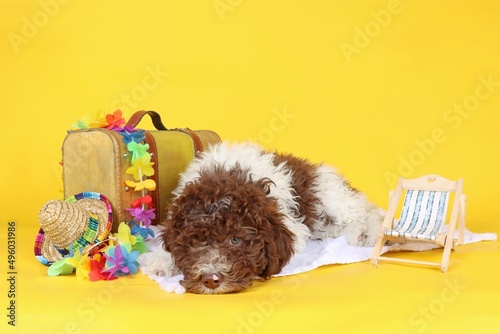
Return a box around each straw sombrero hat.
[34,192,113,265]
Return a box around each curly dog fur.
[147,142,383,294]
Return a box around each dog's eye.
[229,237,241,246]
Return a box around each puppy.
[153,142,383,294]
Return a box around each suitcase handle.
[126,110,168,130]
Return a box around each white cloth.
[138,226,497,294]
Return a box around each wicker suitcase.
[62,110,221,231]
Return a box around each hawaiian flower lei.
[49,110,156,280]
[48,222,147,281]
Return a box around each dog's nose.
[202,273,223,290]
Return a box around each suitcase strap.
[142,124,204,215]
[128,110,204,154]
[176,128,203,155]
[126,110,168,130]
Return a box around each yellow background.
[1,1,499,333]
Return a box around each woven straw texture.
[38,198,109,261]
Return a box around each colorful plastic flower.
[68,251,91,280]
[125,154,155,180]
[102,244,140,279]
[104,110,126,130]
[121,129,145,145]
[115,125,137,133]
[89,254,116,281]
[132,235,148,254]
[127,142,150,162]
[126,207,156,227]
[131,195,154,208]
[72,110,105,129]
[72,119,89,129]
[113,222,137,246]
[130,221,155,239]
[48,258,75,276]
[86,241,109,257]
[125,179,156,192]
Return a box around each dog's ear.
[160,220,173,252]
[160,195,198,252]
[259,215,295,279]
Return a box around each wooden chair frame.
[371,175,466,272]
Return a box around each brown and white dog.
[146,142,383,294]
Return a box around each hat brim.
[34,192,113,265]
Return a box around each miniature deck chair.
[371,175,466,272]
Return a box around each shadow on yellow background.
[1,1,499,333]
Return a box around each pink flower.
[126,207,156,227]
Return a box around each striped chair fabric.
[384,190,450,241]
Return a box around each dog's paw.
[139,246,180,277]
[153,269,167,277]
[344,226,377,247]
[345,231,368,247]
